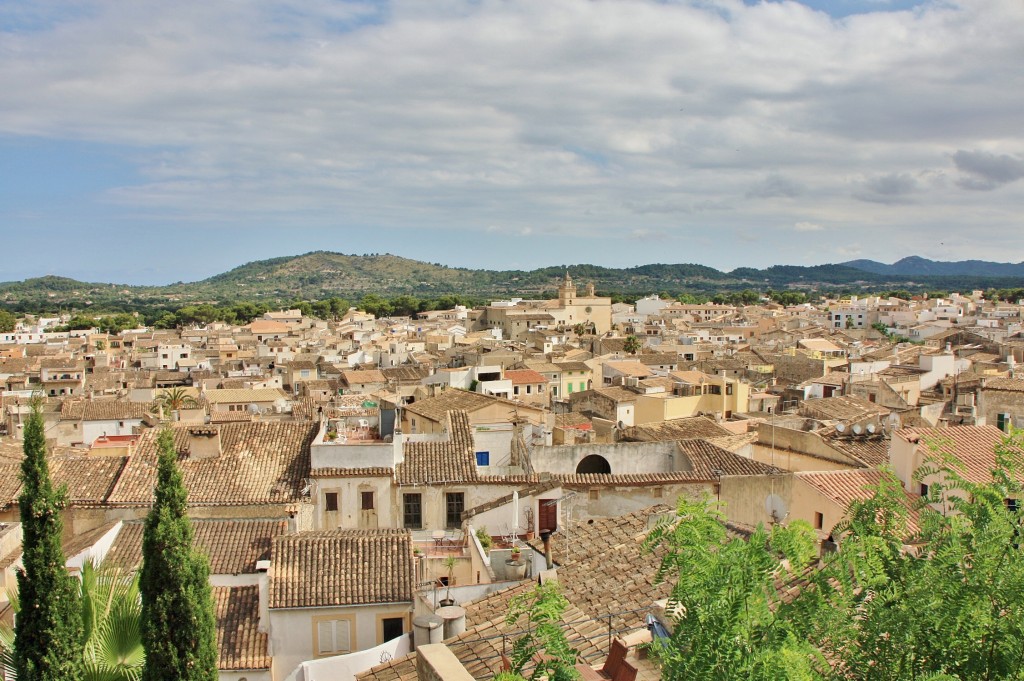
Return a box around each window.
[476,451,490,466]
[361,491,375,511]
[380,616,405,643]
[445,492,465,529]
[324,491,339,512]
[814,512,824,530]
[589,489,600,501]
[1007,498,1019,513]
[920,483,929,497]
[513,386,520,395]
[315,618,352,655]
[403,493,422,529]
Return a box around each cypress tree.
[14,402,85,681]
[140,429,217,681]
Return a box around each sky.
[1,0,1023,285]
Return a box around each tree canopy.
[646,429,1024,680]
[14,402,85,681]
[139,430,217,681]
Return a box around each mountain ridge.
[2,251,1024,311]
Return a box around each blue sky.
[1,0,1022,285]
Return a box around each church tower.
[558,271,577,303]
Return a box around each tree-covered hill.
[2,251,1024,313]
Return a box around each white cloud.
[794,221,824,232]
[1,0,1024,272]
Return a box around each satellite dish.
[617,421,625,429]
[866,423,877,434]
[765,494,789,523]
[852,424,863,435]
[247,403,260,414]
[835,423,846,433]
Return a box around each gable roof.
[983,378,1024,392]
[621,416,732,442]
[796,468,921,535]
[215,585,271,671]
[503,369,548,385]
[894,425,1013,485]
[396,410,478,485]
[106,421,316,506]
[105,519,287,574]
[203,388,289,404]
[269,529,413,609]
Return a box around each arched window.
[576,454,611,475]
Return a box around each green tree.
[643,496,820,680]
[802,434,1024,680]
[139,430,217,681]
[505,581,581,681]
[154,388,199,416]
[2,561,144,681]
[14,401,86,681]
[623,335,642,355]
[0,309,16,333]
[647,432,1024,681]
[80,562,145,681]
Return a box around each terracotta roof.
[360,585,608,680]
[622,416,732,442]
[676,439,783,477]
[60,400,152,421]
[381,366,430,382]
[603,361,653,377]
[310,467,394,478]
[396,411,478,485]
[554,361,591,372]
[894,425,1013,485]
[589,386,638,403]
[549,504,674,567]
[269,529,413,609]
[503,369,548,385]
[214,585,270,671]
[50,454,128,506]
[0,460,22,509]
[705,432,759,453]
[341,369,388,385]
[796,469,921,535]
[105,519,287,574]
[825,435,891,468]
[554,412,592,429]
[983,378,1024,392]
[107,421,316,506]
[203,388,289,404]
[800,395,890,421]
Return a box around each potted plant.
[413,546,424,559]
[439,555,458,607]
[506,546,527,580]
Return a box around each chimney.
[187,426,221,460]
[256,559,270,633]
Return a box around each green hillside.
[2,251,1023,314]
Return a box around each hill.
[2,251,1024,313]
[843,256,1024,278]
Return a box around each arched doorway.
[576,454,611,475]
